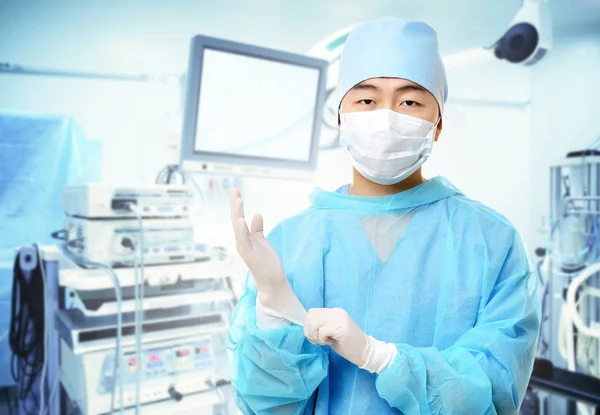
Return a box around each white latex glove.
[304,308,398,374]
[230,188,307,326]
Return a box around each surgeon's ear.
[434,118,443,142]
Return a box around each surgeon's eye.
[358,99,375,106]
[402,100,417,107]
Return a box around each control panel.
[102,339,213,390]
[59,298,231,414]
[92,339,214,410]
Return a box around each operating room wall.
[529,29,600,253]
[424,60,533,246]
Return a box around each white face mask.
[339,109,437,185]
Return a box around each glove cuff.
[255,297,291,330]
[256,286,307,327]
[360,336,398,374]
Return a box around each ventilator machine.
[524,148,600,415]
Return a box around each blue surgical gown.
[228,176,541,414]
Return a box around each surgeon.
[228,16,541,415]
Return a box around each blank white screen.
[194,49,320,162]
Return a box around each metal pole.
[593,164,600,377]
[549,164,564,414]
[550,166,562,223]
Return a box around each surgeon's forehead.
[349,77,427,92]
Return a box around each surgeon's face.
[339,77,443,141]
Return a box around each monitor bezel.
[180,34,328,175]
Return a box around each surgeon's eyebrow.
[351,83,427,93]
[351,83,380,91]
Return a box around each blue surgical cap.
[337,17,448,116]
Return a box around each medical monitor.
[180,35,328,180]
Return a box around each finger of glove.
[231,198,248,242]
[250,213,265,239]
[235,218,254,258]
[230,192,245,236]
[304,320,317,344]
[230,188,241,204]
[230,189,241,219]
[304,309,330,344]
[316,322,344,344]
[303,320,329,345]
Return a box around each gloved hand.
[304,308,398,374]
[230,188,307,326]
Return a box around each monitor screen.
[180,35,328,180]
[195,49,320,163]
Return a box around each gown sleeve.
[227,224,329,414]
[375,231,541,415]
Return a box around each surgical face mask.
[339,109,436,185]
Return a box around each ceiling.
[548,0,600,31]
[0,0,598,74]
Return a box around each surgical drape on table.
[0,111,101,387]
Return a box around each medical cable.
[59,246,125,415]
[181,172,205,218]
[127,203,145,415]
[131,251,142,415]
[35,244,47,415]
[536,256,550,355]
[156,167,205,219]
[9,249,45,415]
[155,164,186,185]
[187,173,205,215]
[566,261,600,339]
[564,261,600,415]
